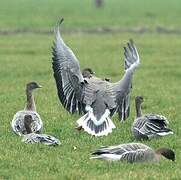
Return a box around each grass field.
[0,0,181,30]
[0,0,181,179]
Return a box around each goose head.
[135,96,144,105]
[135,96,144,118]
[156,148,175,161]
[82,68,95,78]
[26,82,42,92]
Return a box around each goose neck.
[24,121,32,134]
[25,89,36,111]
[135,100,142,118]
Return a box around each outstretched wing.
[124,39,140,70]
[52,19,85,114]
[111,40,140,121]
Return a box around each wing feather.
[132,115,173,140]
[110,40,140,121]
[52,19,85,114]
[22,133,60,146]
[91,143,152,162]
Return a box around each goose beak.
[37,85,43,88]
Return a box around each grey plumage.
[22,133,60,146]
[11,111,43,136]
[21,114,60,146]
[52,19,140,136]
[132,96,173,140]
[91,143,175,163]
[11,82,43,136]
[132,114,173,140]
[91,143,156,163]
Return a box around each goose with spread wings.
[52,19,140,137]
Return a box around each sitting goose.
[52,19,140,136]
[132,96,173,140]
[91,143,175,163]
[22,115,60,146]
[11,82,43,136]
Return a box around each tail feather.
[90,155,106,160]
[146,128,174,139]
[90,156,104,160]
[77,111,116,137]
[157,128,174,136]
[90,154,120,161]
[90,156,98,159]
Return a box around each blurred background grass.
[0,0,181,30]
[0,0,181,179]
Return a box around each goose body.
[20,114,60,146]
[132,96,173,140]
[91,143,175,163]
[52,19,140,137]
[11,82,43,136]
[11,110,43,136]
[22,133,60,146]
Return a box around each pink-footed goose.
[52,19,140,137]
[11,82,43,136]
[21,115,60,146]
[132,96,173,140]
[91,143,175,163]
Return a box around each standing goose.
[11,82,43,136]
[82,68,111,82]
[82,68,95,79]
[52,19,140,136]
[132,96,173,140]
[22,115,60,146]
[91,143,175,163]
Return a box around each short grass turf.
[0,0,181,30]
[0,32,181,179]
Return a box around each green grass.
[0,0,181,30]
[1,0,181,179]
[0,32,181,179]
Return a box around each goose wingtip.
[59,18,64,25]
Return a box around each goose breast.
[11,110,43,136]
